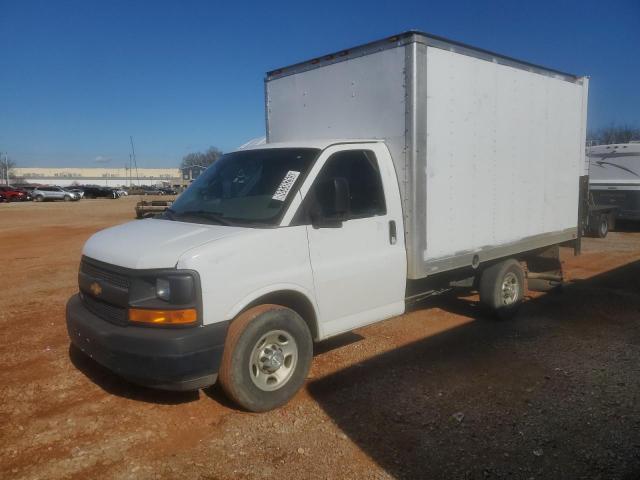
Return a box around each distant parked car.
[115,189,128,197]
[127,186,163,195]
[12,184,37,193]
[65,187,85,199]
[32,186,79,202]
[142,187,163,195]
[159,187,178,195]
[81,186,119,199]
[0,185,31,202]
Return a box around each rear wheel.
[218,304,312,412]
[479,259,525,319]
[597,215,609,238]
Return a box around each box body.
[266,32,589,278]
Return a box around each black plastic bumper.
[66,294,229,391]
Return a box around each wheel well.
[244,290,319,340]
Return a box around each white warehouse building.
[12,167,183,188]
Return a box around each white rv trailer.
[588,142,640,221]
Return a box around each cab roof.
[234,139,384,152]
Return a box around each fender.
[224,283,323,339]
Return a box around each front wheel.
[479,259,525,319]
[64,195,71,202]
[34,195,44,202]
[218,304,312,412]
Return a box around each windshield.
[167,148,319,226]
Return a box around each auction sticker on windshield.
[272,171,300,202]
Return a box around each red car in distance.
[0,185,31,202]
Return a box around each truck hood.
[82,219,247,269]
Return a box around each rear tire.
[218,304,312,412]
[479,259,525,319]
[597,215,609,238]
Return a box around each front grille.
[80,260,130,289]
[81,293,128,326]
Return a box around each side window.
[309,149,386,221]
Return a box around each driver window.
[295,149,386,224]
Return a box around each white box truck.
[67,31,589,412]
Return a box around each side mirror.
[310,177,350,228]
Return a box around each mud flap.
[575,175,589,255]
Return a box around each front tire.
[479,259,525,319]
[218,304,312,412]
[34,195,44,202]
[64,195,71,202]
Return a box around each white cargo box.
[265,31,589,279]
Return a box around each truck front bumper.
[66,294,229,391]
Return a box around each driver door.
[295,144,406,338]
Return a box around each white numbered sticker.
[272,170,300,201]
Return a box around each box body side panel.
[265,40,587,279]
[266,47,408,198]
[422,46,585,273]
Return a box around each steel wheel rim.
[501,272,519,305]
[249,329,298,392]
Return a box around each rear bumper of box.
[66,294,229,391]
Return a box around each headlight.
[156,278,171,301]
[127,272,199,326]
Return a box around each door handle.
[389,220,397,245]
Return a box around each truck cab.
[67,140,407,411]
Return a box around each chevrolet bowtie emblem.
[90,282,102,296]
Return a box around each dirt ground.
[1,197,639,480]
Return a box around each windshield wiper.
[172,209,233,226]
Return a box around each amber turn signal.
[128,308,197,325]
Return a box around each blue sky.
[1,0,638,168]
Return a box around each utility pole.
[1,152,8,185]
[130,136,139,187]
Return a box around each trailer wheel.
[218,304,312,412]
[479,259,525,319]
[597,215,609,238]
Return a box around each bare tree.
[180,147,223,170]
[0,155,16,185]
[588,124,640,146]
